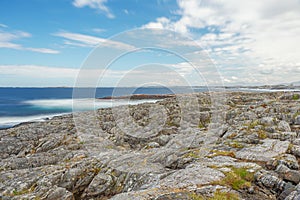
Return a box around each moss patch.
[189,190,240,200]
[257,130,267,139]
[207,150,236,158]
[292,94,299,100]
[213,167,254,190]
[211,190,240,200]
[226,141,244,149]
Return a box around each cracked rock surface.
[0,91,300,199]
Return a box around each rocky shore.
[1,91,300,200]
[99,94,175,100]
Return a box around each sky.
[0,0,300,87]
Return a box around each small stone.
[248,186,255,194]
[260,117,275,126]
[164,154,178,168]
[85,173,113,196]
[278,182,295,200]
[254,170,285,192]
[147,142,160,148]
[295,115,300,125]
[278,121,291,132]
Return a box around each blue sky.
[0,0,300,86]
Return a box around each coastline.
[0,97,163,130]
[1,91,300,199]
[1,88,299,130]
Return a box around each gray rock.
[284,183,300,200]
[42,186,74,200]
[236,139,290,162]
[260,117,275,126]
[84,173,113,197]
[278,182,295,200]
[267,154,299,170]
[254,170,285,192]
[276,164,300,184]
[295,115,300,125]
[159,164,225,188]
[268,132,296,141]
[146,142,160,148]
[290,145,300,157]
[278,121,291,132]
[1,92,300,199]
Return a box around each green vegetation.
[189,193,205,200]
[207,150,236,158]
[211,190,240,200]
[184,150,201,159]
[166,120,179,127]
[10,184,36,196]
[288,143,294,152]
[227,132,238,139]
[293,112,300,118]
[245,120,260,130]
[257,130,267,139]
[213,167,254,190]
[189,190,240,200]
[198,123,205,129]
[292,94,300,100]
[226,140,244,148]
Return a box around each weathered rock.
[290,145,300,157]
[278,182,295,200]
[1,92,300,199]
[278,121,292,132]
[266,154,299,170]
[159,163,225,188]
[42,186,74,200]
[236,139,290,162]
[276,164,300,184]
[284,182,300,200]
[254,170,285,192]
[83,173,113,197]
[295,115,300,125]
[260,117,275,126]
[268,131,297,141]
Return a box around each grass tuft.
[292,94,299,100]
[213,167,254,191]
[207,150,236,158]
[189,190,240,200]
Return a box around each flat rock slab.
[159,164,224,188]
[236,139,290,162]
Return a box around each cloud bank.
[143,0,300,85]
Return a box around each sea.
[1,86,297,129]
[0,87,204,129]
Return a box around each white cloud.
[0,29,59,54]
[73,0,114,18]
[0,23,8,28]
[0,65,134,87]
[26,48,60,54]
[143,0,300,85]
[92,28,106,33]
[0,65,79,78]
[54,31,135,50]
[142,17,172,30]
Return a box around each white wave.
[234,88,300,92]
[0,113,67,128]
[0,98,158,129]
[25,98,158,111]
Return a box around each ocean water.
[0,87,205,129]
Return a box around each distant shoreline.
[99,94,175,100]
[1,87,299,130]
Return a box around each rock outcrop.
[0,91,300,199]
